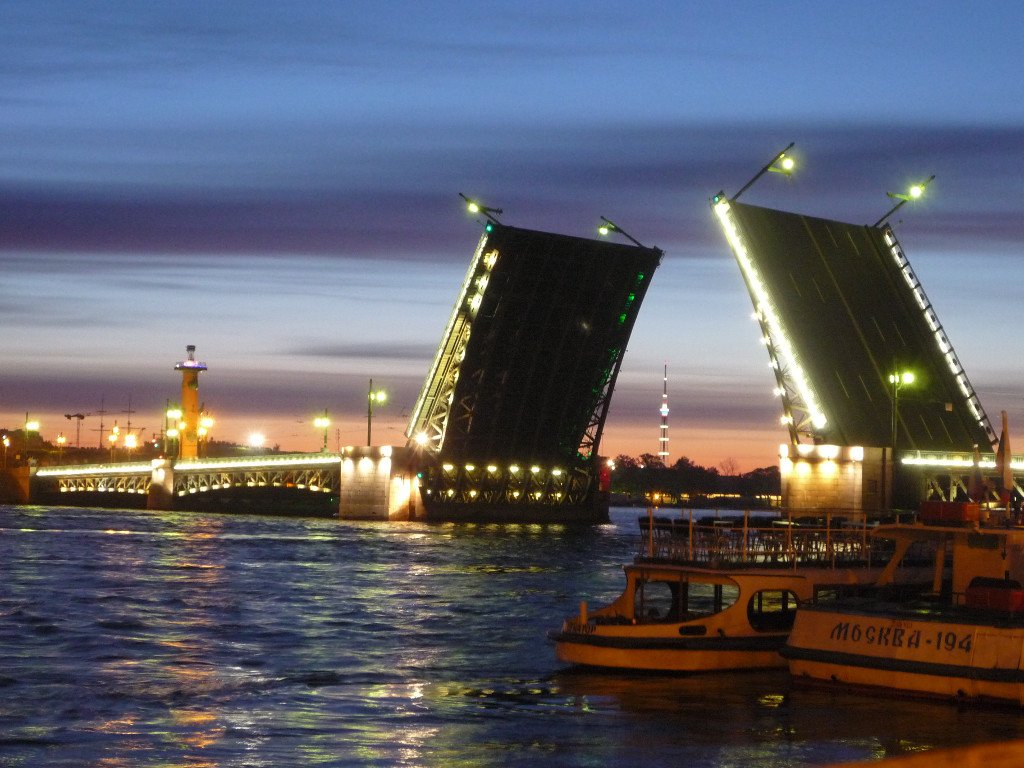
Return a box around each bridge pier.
[338,446,424,521]
[0,466,31,504]
[147,460,175,511]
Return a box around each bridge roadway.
[27,446,421,519]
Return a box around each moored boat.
[783,501,1024,704]
[550,510,930,673]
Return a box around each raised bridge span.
[713,197,1015,510]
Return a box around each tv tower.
[658,363,669,463]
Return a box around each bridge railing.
[35,461,152,477]
[34,453,344,478]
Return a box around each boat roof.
[625,560,857,582]
[873,522,1024,543]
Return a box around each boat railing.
[635,508,890,568]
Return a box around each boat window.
[634,579,738,623]
[634,579,680,622]
[747,589,799,632]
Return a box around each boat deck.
[634,512,906,570]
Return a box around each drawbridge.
[714,198,1000,506]
[406,220,662,521]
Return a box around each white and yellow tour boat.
[551,510,929,673]
[783,501,1024,705]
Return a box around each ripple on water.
[4,505,1024,768]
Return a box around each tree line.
[609,453,780,506]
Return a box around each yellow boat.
[551,512,929,673]
[783,503,1024,704]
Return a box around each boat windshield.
[634,576,738,624]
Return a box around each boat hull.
[784,606,1024,705]
[551,562,901,673]
[552,628,786,672]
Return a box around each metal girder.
[405,233,496,454]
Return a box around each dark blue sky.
[3,1,1022,467]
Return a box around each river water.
[3,504,1024,768]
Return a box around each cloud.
[3,122,1020,261]
[286,342,436,362]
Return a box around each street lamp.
[367,379,387,446]
[597,216,647,248]
[197,413,214,457]
[56,434,67,461]
[2,435,9,468]
[889,370,916,451]
[874,175,934,227]
[108,422,120,462]
[731,142,796,201]
[887,369,915,508]
[166,406,183,459]
[25,417,40,433]
[313,411,330,452]
[459,192,503,225]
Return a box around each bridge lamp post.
[2,435,9,467]
[874,175,934,227]
[459,192,503,225]
[123,432,137,460]
[597,217,647,248]
[367,380,387,446]
[730,142,796,202]
[314,411,330,452]
[198,414,214,458]
[888,370,916,507]
[166,407,183,457]
[108,423,120,462]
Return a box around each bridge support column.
[338,446,424,520]
[148,461,176,511]
[0,466,31,504]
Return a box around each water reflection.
[3,504,1024,768]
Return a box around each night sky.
[3,1,1022,470]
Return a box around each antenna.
[658,363,669,463]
